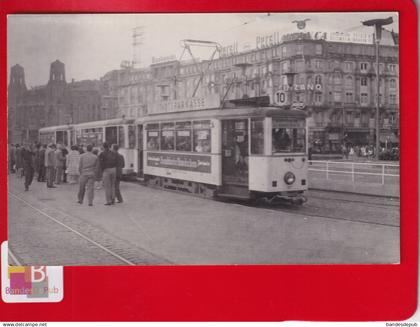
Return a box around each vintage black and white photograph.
[7,13,400,266]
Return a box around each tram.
[136,103,308,204]
[39,124,75,147]
[73,118,136,175]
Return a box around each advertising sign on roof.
[149,94,221,114]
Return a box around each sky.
[8,12,398,88]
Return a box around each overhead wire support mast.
[179,39,222,98]
[362,16,393,160]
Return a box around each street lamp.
[362,16,393,160]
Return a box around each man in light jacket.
[78,144,98,206]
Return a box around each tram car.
[136,104,308,204]
[39,124,75,147]
[73,118,137,176]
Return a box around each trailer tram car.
[136,104,308,204]
[39,124,75,148]
[73,118,137,176]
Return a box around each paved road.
[8,174,400,266]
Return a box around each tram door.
[221,119,249,186]
[137,125,144,178]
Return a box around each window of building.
[281,61,289,72]
[361,77,368,86]
[250,118,264,155]
[333,91,341,102]
[282,46,287,56]
[315,44,322,55]
[296,74,305,85]
[345,92,353,103]
[297,44,304,55]
[344,61,354,71]
[161,122,175,151]
[315,94,322,104]
[361,93,368,104]
[315,60,322,69]
[193,120,211,153]
[281,75,288,86]
[389,64,397,73]
[390,78,397,89]
[389,94,397,104]
[345,76,353,88]
[333,73,341,85]
[295,59,305,72]
[315,75,322,85]
[360,62,368,71]
[175,121,192,152]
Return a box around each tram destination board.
[147,152,212,173]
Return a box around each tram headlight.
[284,172,296,185]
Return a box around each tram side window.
[118,126,125,148]
[251,119,264,155]
[128,125,136,149]
[193,120,211,153]
[56,131,64,146]
[175,121,192,152]
[161,122,175,150]
[146,124,159,150]
[105,126,118,146]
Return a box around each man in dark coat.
[99,142,118,205]
[112,144,125,203]
[37,144,47,182]
[21,143,35,191]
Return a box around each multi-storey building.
[8,60,105,143]
[9,31,399,151]
[116,33,399,152]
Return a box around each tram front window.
[272,124,306,153]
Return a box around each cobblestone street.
[8,174,400,265]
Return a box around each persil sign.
[255,30,375,49]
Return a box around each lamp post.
[362,16,393,160]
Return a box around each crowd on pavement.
[8,142,125,207]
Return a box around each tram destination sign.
[147,152,212,173]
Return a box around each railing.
[308,160,399,185]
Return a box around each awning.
[380,133,399,143]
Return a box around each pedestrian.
[92,148,102,190]
[98,142,118,205]
[9,144,16,174]
[54,144,65,184]
[37,144,47,182]
[21,143,35,191]
[112,144,125,203]
[78,144,98,206]
[66,145,81,184]
[45,143,57,188]
[33,143,40,179]
[62,146,69,183]
[15,144,23,177]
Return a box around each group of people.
[341,144,375,160]
[9,142,125,206]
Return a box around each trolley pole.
[362,16,393,160]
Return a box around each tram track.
[9,191,172,266]
[127,180,399,228]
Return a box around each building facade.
[116,34,399,152]
[9,32,399,151]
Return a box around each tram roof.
[74,117,136,129]
[39,124,74,133]
[136,106,306,124]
